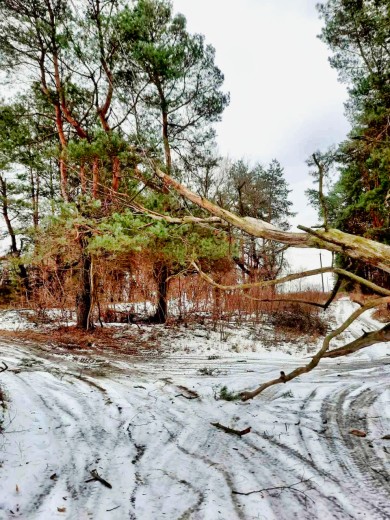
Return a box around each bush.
[268,303,328,337]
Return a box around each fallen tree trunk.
[153,167,390,273]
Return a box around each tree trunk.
[80,162,87,194]
[0,175,30,297]
[112,156,120,192]
[212,274,222,324]
[151,263,169,324]
[76,234,93,329]
[92,158,99,199]
[162,110,172,174]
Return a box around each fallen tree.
[131,163,390,399]
[153,167,390,274]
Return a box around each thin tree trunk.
[162,110,172,174]
[76,234,93,329]
[213,274,222,324]
[151,263,169,323]
[0,175,17,253]
[112,156,120,192]
[59,156,68,202]
[0,175,30,296]
[54,104,69,202]
[92,158,99,199]
[80,162,87,194]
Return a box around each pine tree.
[315,0,390,287]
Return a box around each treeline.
[0,0,388,329]
[0,0,294,327]
[307,0,390,288]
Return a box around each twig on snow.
[211,422,251,436]
[232,477,314,503]
[175,394,198,400]
[85,469,112,489]
[106,505,120,512]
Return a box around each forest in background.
[0,0,388,336]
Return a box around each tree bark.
[112,156,120,192]
[76,234,93,330]
[151,262,169,324]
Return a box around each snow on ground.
[0,299,389,519]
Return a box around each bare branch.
[232,478,313,502]
[323,323,390,358]
[191,262,390,297]
[240,296,390,401]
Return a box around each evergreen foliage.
[311,0,390,286]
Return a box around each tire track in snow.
[0,341,389,519]
[0,363,136,519]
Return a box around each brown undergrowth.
[372,304,390,323]
[0,326,162,355]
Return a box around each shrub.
[268,303,328,337]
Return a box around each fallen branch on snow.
[323,323,390,358]
[211,422,251,436]
[85,469,112,489]
[240,296,390,401]
[232,477,313,503]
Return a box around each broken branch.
[85,469,112,489]
[232,477,313,502]
[211,422,251,436]
[240,296,390,401]
[323,323,390,358]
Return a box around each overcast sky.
[173,0,350,223]
[172,0,350,281]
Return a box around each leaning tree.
[121,163,390,400]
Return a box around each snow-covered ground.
[0,300,389,519]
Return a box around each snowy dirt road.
[0,338,389,520]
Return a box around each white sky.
[172,0,351,282]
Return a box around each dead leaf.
[15,484,19,493]
[57,507,66,513]
[381,434,390,440]
[50,473,57,480]
[349,429,367,437]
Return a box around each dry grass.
[372,304,390,323]
[4,257,335,338]
[0,326,161,355]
